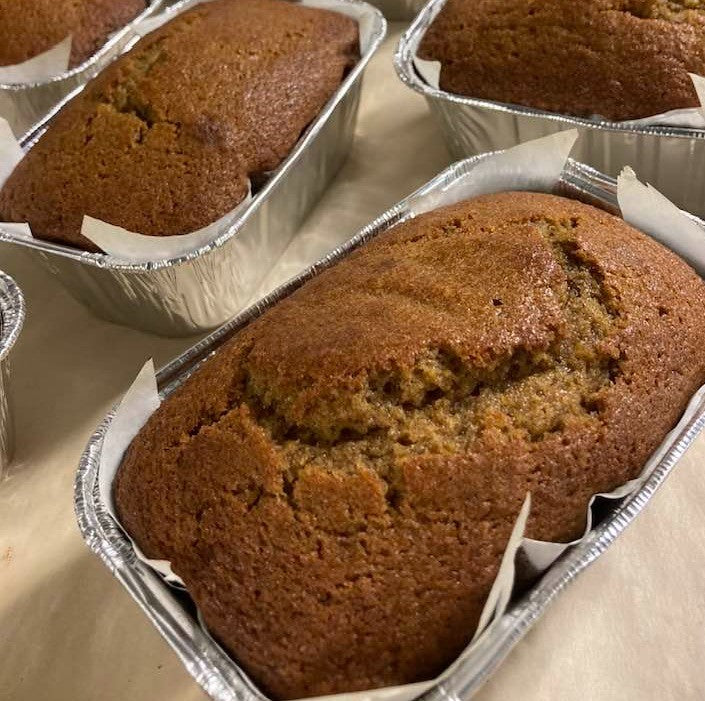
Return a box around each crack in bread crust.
[162,214,623,531]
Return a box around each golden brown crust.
[419,0,705,120]
[115,192,705,699]
[0,0,358,251]
[0,0,146,68]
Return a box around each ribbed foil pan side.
[0,0,166,137]
[393,0,705,218]
[0,0,387,337]
[0,270,25,476]
[75,155,705,701]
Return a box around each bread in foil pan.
[0,0,165,137]
[394,0,705,219]
[75,154,705,701]
[0,0,387,337]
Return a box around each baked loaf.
[115,191,705,699]
[419,0,705,120]
[0,0,358,251]
[0,0,146,68]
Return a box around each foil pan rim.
[393,0,705,140]
[0,0,387,272]
[0,270,25,363]
[0,0,166,90]
[74,154,705,701]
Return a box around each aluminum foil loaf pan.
[368,0,425,22]
[0,0,387,337]
[75,150,705,701]
[0,270,25,477]
[394,0,705,218]
[0,0,165,137]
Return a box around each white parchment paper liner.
[0,0,374,264]
[618,165,705,276]
[0,36,72,84]
[98,359,184,584]
[413,52,705,129]
[96,131,705,701]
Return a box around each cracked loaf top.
[419,0,705,120]
[115,191,705,699]
[0,0,146,68]
[0,0,359,251]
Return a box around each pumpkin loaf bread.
[115,191,705,699]
[0,0,146,68]
[0,0,359,251]
[419,0,705,120]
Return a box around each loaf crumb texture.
[419,0,705,120]
[0,0,146,68]
[115,192,705,699]
[0,0,358,250]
